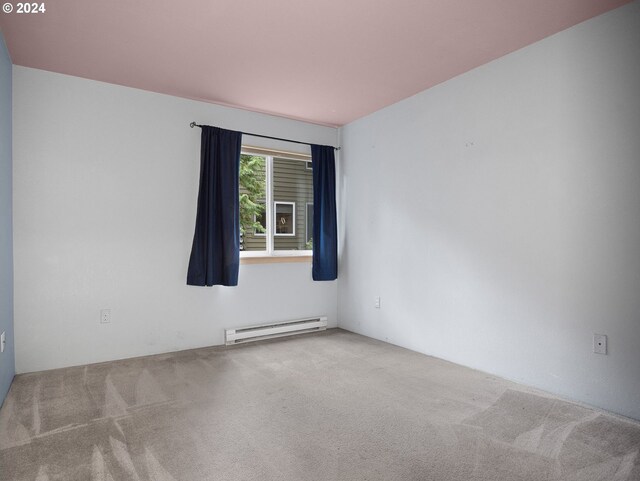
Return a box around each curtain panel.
[187,126,242,286]
[311,144,338,281]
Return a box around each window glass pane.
[274,202,295,236]
[239,154,266,251]
[306,203,313,248]
[254,204,266,236]
[273,157,313,251]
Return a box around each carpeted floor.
[0,329,639,481]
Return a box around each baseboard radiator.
[225,316,328,345]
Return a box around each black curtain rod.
[190,122,340,150]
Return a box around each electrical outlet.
[1,331,5,353]
[593,334,607,355]
[375,297,381,309]
[100,309,111,324]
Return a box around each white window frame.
[274,201,296,237]
[240,147,312,258]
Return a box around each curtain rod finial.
[190,122,197,128]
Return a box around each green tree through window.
[239,155,266,237]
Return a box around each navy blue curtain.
[187,126,242,286]
[311,144,338,281]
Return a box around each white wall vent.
[225,316,327,345]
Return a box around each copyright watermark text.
[2,2,47,14]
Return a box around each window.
[239,148,313,255]
[274,202,295,236]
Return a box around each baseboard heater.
[225,316,328,345]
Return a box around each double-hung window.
[239,147,313,257]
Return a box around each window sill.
[240,253,312,265]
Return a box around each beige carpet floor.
[0,329,639,481]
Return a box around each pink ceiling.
[0,0,630,126]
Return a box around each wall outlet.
[1,331,5,353]
[375,296,381,309]
[100,309,111,324]
[593,334,607,355]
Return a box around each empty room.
[1,0,639,479]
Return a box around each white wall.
[338,2,640,420]
[0,31,15,404]
[13,67,338,373]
